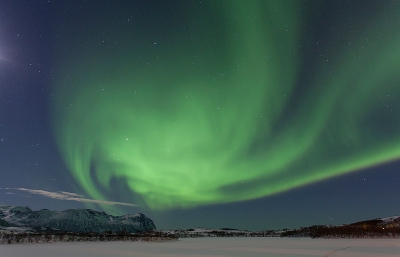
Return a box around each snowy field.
[1,237,399,256]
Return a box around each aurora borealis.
[51,0,400,210]
[1,0,400,230]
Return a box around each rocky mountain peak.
[0,205,156,233]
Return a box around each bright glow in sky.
[50,1,400,211]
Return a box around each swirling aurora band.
[51,1,400,210]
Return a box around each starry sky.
[1,0,400,231]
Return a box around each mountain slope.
[281,215,400,238]
[350,216,400,228]
[0,205,156,233]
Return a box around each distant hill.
[281,216,400,238]
[350,216,400,228]
[0,205,156,233]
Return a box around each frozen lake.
[1,237,399,256]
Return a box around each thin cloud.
[58,191,84,198]
[5,188,139,207]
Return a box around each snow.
[0,206,13,220]
[1,237,400,256]
[381,216,400,223]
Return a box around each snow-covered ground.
[1,237,399,256]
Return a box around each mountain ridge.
[0,205,156,233]
[280,215,400,238]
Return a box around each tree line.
[281,225,400,238]
[170,229,279,238]
[0,230,178,244]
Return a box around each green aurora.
[51,1,400,210]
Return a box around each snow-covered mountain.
[349,215,400,228]
[0,205,156,233]
[378,216,400,225]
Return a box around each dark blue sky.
[1,0,400,231]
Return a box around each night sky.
[1,0,400,231]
